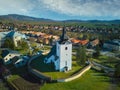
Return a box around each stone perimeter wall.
[57,64,92,82]
[28,54,92,83]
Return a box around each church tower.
[55,26,72,72]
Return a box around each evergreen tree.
[19,40,29,49]
[32,47,39,55]
[76,46,86,65]
[0,50,2,59]
[93,45,100,58]
[3,38,15,50]
[115,63,120,78]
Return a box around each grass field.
[30,53,120,90]
[41,70,120,90]
[0,80,9,90]
[31,55,82,79]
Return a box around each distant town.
[0,14,120,90]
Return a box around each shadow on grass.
[31,55,56,72]
[90,69,111,83]
[11,75,41,90]
[6,63,44,83]
[20,73,43,84]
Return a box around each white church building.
[44,27,72,72]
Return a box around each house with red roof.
[71,38,89,46]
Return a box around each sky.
[0,0,120,20]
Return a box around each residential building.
[71,38,89,46]
[2,50,21,64]
[14,56,30,67]
[0,31,27,47]
[6,31,26,47]
[103,39,120,51]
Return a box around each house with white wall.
[2,50,21,64]
[0,31,27,47]
[6,31,27,47]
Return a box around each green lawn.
[41,70,120,90]
[72,55,76,61]
[0,81,9,90]
[31,55,82,79]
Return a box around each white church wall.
[54,59,59,70]
[57,42,72,72]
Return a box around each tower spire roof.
[59,24,69,44]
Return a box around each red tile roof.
[71,39,89,45]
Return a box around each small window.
[22,61,24,63]
[9,54,11,57]
[65,47,68,50]
[65,61,67,66]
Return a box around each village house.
[0,31,27,47]
[71,38,89,46]
[88,39,99,48]
[43,38,49,45]
[103,39,120,51]
[90,39,99,47]
[14,56,30,67]
[6,31,27,47]
[21,31,59,45]
[6,31,26,47]
[2,50,21,64]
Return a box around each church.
[44,26,72,72]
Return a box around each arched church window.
[65,47,67,50]
[65,61,67,65]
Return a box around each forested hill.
[0,14,120,24]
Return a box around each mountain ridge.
[0,14,120,23]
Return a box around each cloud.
[39,0,120,17]
[0,0,120,19]
[0,0,35,15]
